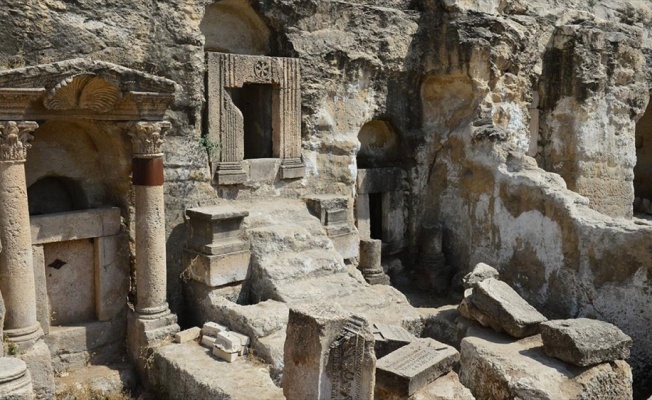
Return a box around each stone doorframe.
[0,58,178,352]
[207,52,305,185]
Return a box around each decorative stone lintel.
[0,121,38,162]
[128,121,170,158]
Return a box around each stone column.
[129,121,171,317]
[0,121,43,350]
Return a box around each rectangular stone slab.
[376,338,459,396]
[469,278,547,338]
[540,318,632,366]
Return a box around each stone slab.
[459,325,633,399]
[468,278,547,338]
[540,318,632,366]
[186,205,249,221]
[376,338,460,396]
[95,233,129,321]
[200,335,216,348]
[30,207,121,245]
[212,345,238,363]
[152,342,283,399]
[376,371,474,400]
[183,249,250,287]
[32,244,50,335]
[214,332,242,353]
[174,327,201,344]
[373,323,415,359]
[330,230,360,260]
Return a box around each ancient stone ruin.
[0,0,652,399]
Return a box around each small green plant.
[3,333,18,356]
[199,135,220,158]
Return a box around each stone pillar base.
[127,309,179,378]
[4,323,44,353]
[16,340,54,400]
[363,270,391,286]
[0,358,33,400]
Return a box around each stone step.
[151,342,283,400]
[248,224,333,257]
[255,248,347,285]
[272,272,361,304]
[55,364,136,398]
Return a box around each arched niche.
[357,120,400,169]
[200,0,271,55]
[28,176,88,215]
[25,120,131,213]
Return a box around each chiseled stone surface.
[459,326,633,400]
[465,279,547,338]
[540,318,632,367]
[376,338,459,397]
[376,371,474,400]
[152,342,283,400]
[283,303,375,400]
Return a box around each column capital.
[0,121,39,162]
[128,121,170,158]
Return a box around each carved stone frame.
[207,52,305,185]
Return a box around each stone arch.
[25,120,131,212]
[357,119,400,169]
[200,0,271,55]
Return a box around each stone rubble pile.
[457,262,634,399]
[198,322,250,363]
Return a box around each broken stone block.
[467,278,547,338]
[201,335,217,348]
[228,331,250,347]
[459,291,504,334]
[214,332,243,353]
[376,338,459,397]
[459,325,633,399]
[213,345,239,363]
[174,327,201,344]
[540,318,632,366]
[376,371,474,400]
[462,262,499,289]
[202,322,228,337]
[283,303,375,400]
[373,323,415,359]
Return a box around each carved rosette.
[129,121,170,158]
[0,121,39,162]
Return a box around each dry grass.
[57,385,132,400]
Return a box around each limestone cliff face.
[2,0,652,395]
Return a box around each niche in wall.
[634,95,652,203]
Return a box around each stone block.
[30,207,121,245]
[376,338,460,397]
[373,323,415,359]
[462,262,499,289]
[468,278,547,338]
[243,158,281,183]
[283,303,375,400]
[174,327,201,343]
[280,163,306,179]
[215,332,242,353]
[202,322,228,337]
[18,340,54,400]
[228,331,251,347]
[213,345,239,363]
[201,335,217,348]
[540,318,632,366]
[459,325,633,399]
[185,205,249,254]
[95,233,129,321]
[183,249,250,287]
[304,194,349,226]
[32,244,49,335]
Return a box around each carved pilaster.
[128,121,170,158]
[0,121,38,163]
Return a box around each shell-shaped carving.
[44,74,121,113]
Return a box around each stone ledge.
[30,208,122,245]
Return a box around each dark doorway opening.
[369,192,383,240]
[230,84,274,159]
[635,96,652,202]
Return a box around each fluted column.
[129,121,171,317]
[0,121,43,349]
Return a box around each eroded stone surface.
[465,279,547,338]
[462,263,499,289]
[459,326,633,400]
[540,318,632,366]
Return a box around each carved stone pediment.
[0,58,176,121]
